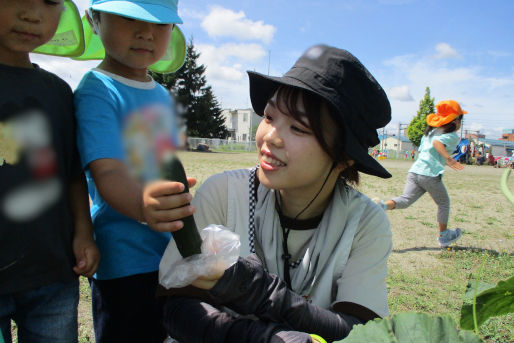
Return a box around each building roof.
[479,138,514,148]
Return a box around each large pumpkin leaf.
[462,280,495,301]
[339,312,482,343]
[460,275,514,330]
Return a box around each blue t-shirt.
[409,129,460,177]
[74,69,177,280]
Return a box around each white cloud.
[201,6,276,43]
[215,43,267,62]
[487,50,512,58]
[434,42,460,59]
[195,43,268,109]
[177,8,205,20]
[29,54,97,90]
[388,85,413,101]
[468,122,484,131]
[196,43,266,79]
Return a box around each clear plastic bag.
[159,224,241,289]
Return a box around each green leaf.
[406,86,434,146]
[460,275,514,330]
[462,280,495,301]
[338,312,482,342]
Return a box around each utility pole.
[381,127,386,151]
[267,50,271,76]
[397,122,408,156]
[465,130,481,140]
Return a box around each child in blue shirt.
[374,100,467,247]
[0,1,99,342]
[73,0,188,341]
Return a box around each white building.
[221,108,262,141]
[477,138,514,157]
[378,135,415,153]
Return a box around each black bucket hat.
[248,44,392,178]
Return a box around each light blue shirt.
[75,69,176,280]
[409,129,460,177]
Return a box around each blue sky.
[32,0,514,139]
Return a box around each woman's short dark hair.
[273,85,360,185]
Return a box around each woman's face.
[256,91,338,197]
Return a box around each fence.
[188,137,258,152]
[368,149,418,160]
[188,137,418,160]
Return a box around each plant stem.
[472,254,487,336]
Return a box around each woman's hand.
[191,270,225,290]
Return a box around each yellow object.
[310,334,327,343]
[500,168,514,205]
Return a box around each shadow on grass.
[392,245,512,256]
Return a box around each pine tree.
[152,39,228,139]
[407,86,435,146]
[192,86,228,138]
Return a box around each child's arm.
[89,158,196,232]
[433,140,464,170]
[69,173,100,277]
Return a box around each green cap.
[33,0,85,57]
[72,14,186,74]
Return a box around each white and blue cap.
[89,0,183,24]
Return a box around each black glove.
[163,296,313,343]
[208,254,359,341]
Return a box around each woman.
[160,44,393,343]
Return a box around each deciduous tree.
[407,86,435,146]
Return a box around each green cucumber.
[161,153,202,257]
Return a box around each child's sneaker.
[438,228,462,247]
[372,197,388,210]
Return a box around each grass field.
[73,151,513,342]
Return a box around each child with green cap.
[0,1,99,342]
[73,0,187,341]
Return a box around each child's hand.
[142,178,197,232]
[446,157,465,170]
[73,234,100,277]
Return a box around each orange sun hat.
[426,100,467,127]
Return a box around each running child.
[374,100,467,247]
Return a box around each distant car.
[196,143,210,152]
